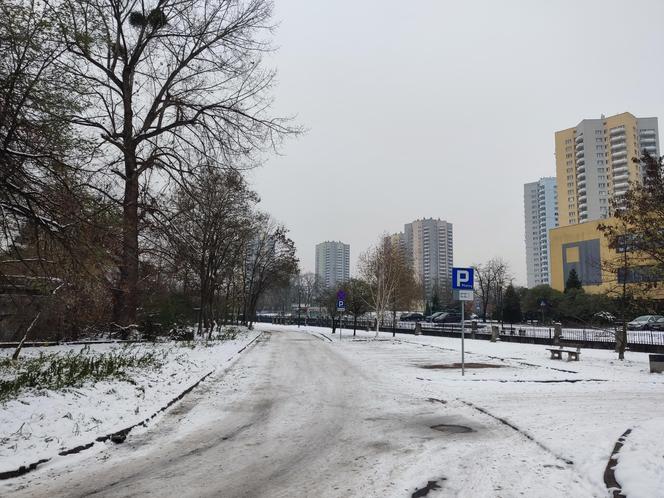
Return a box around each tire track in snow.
[456,398,574,466]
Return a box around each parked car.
[650,317,664,331]
[432,312,462,325]
[627,315,663,330]
[425,311,446,322]
[400,312,425,322]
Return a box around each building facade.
[403,218,453,299]
[549,218,664,298]
[524,177,558,287]
[315,241,350,290]
[555,112,659,227]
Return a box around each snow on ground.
[0,328,261,474]
[256,323,664,497]
[615,418,664,498]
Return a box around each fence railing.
[255,315,664,351]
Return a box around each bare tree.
[1,0,87,231]
[473,257,510,322]
[295,271,317,325]
[49,0,298,325]
[388,242,420,336]
[241,216,298,328]
[345,277,371,336]
[359,235,408,336]
[152,165,257,337]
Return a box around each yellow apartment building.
[555,112,659,227]
[549,218,664,298]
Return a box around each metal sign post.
[460,298,464,376]
[336,289,346,341]
[452,269,475,377]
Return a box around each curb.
[0,332,263,481]
[603,428,631,498]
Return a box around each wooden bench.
[546,346,581,361]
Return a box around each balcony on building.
[612,164,629,175]
[613,180,629,190]
[610,127,626,137]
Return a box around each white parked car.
[627,315,663,330]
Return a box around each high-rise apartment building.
[523,177,558,287]
[315,241,350,290]
[403,218,453,298]
[555,112,659,226]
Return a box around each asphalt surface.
[6,329,592,497]
[7,330,454,497]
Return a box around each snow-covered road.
[5,327,644,497]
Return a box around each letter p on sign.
[452,267,474,290]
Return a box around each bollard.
[649,354,664,374]
[553,323,562,346]
[415,322,422,336]
[491,325,499,342]
[471,320,477,339]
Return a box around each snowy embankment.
[257,323,664,497]
[0,328,261,475]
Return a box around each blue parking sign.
[337,299,346,312]
[452,267,474,290]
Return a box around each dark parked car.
[650,317,664,331]
[425,311,446,322]
[432,312,462,325]
[627,315,663,330]
[400,312,425,322]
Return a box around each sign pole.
[336,289,346,341]
[452,267,474,378]
[461,300,465,376]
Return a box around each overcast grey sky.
[248,0,664,285]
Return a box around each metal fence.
[255,315,664,353]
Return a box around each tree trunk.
[115,166,139,327]
[353,315,357,336]
[12,311,41,361]
[617,323,627,360]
